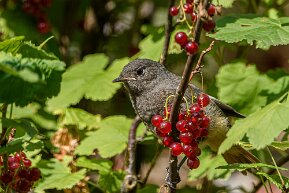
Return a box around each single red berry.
[200,128,209,137]
[169,6,179,16]
[175,32,188,47]
[207,4,216,16]
[179,132,194,145]
[197,93,210,107]
[190,104,201,114]
[22,1,35,14]
[23,159,32,167]
[170,142,183,156]
[16,179,32,192]
[182,144,196,157]
[187,157,200,169]
[8,162,20,171]
[183,3,193,13]
[163,136,173,147]
[185,41,199,55]
[37,20,51,34]
[18,167,30,178]
[186,0,193,4]
[191,116,202,126]
[195,148,201,156]
[27,168,41,181]
[187,121,199,132]
[178,110,186,121]
[191,12,197,22]
[8,156,19,164]
[158,121,172,134]
[0,170,13,184]
[201,116,210,128]
[192,128,201,138]
[176,120,187,132]
[151,115,163,128]
[203,20,216,32]
[41,0,52,7]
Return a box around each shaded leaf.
[209,16,289,49]
[47,55,128,110]
[98,170,124,193]
[75,157,112,173]
[270,141,289,151]
[257,172,289,190]
[75,116,131,158]
[219,93,289,154]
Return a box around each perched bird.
[113,59,258,164]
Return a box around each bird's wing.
[209,96,245,118]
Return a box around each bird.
[113,58,258,164]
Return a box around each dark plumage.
[113,59,258,163]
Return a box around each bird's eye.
[136,68,145,76]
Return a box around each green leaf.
[35,158,86,191]
[212,0,235,8]
[216,62,272,114]
[0,52,65,106]
[0,36,24,54]
[264,76,289,103]
[257,172,289,190]
[270,141,289,151]
[47,55,128,110]
[217,163,287,171]
[75,116,132,158]
[98,170,124,193]
[209,16,289,49]
[137,184,158,193]
[219,93,289,154]
[188,149,230,181]
[60,108,101,130]
[75,157,112,173]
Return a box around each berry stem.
[164,95,175,120]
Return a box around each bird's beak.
[112,76,136,83]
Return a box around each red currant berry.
[190,104,201,114]
[182,144,196,157]
[151,115,163,128]
[191,12,197,22]
[163,136,173,147]
[169,6,179,16]
[191,116,202,126]
[192,128,201,138]
[201,116,210,128]
[183,3,193,13]
[37,20,51,34]
[176,120,187,132]
[8,156,19,164]
[187,121,199,132]
[8,162,20,171]
[207,4,216,16]
[187,157,200,169]
[170,142,183,156]
[179,132,194,145]
[156,130,168,138]
[197,93,210,107]
[0,170,13,184]
[23,159,32,167]
[186,0,193,3]
[158,121,172,134]
[16,179,32,192]
[22,1,35,14]
[27,168,41,181]
[202,20,216,32]
[185,41,199,55]
[178,110,186,120]
[195,148,201,156]
[41,0,52,7]
[175,32,188,47]
[18,168,30,178]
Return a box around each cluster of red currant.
[170,0,217,54]
[151,93,211,169]
[21,0,52,34]
[0,152,41,192]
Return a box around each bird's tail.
[223,145,259,164]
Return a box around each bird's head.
[113,59,165,95]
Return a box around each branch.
[166,0,211,192]
[121,116,142,193]
[0,103,8,170]
[160,0,176,65]
[253,154,289,192]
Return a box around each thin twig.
[141,144,162,186]
[160,0,176,65]
[167,1,210,192]
[177,156,187,171]
[121,116,142,193]
[189,41,215,81]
